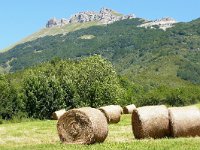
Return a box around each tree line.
[0,55,200,121]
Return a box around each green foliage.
[22,55,123,119]
[0,75,21,119]
[24,73,66,119]
[177,61,200,84]
[75,56,123,107]
[119,76,200,107]
[135,86,200,107]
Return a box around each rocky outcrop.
[46,8,176,30]
[138,17,176,30]
[46,17,69,28]
[46,18,58,28]
[46,8,136,28]
[69,11,99,23]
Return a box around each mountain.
[1,8,200,88]
[46,8,135,28]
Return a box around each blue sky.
[0,0,200,51]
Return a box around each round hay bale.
[132,105,170,139]
[57,107,108,144]
[115,105,123,114]
[123,104,136,114]
[99,105,122,124]
[169,106,200,137]
[52,109,66,120]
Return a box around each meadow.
[0,114,200,150]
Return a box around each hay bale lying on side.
[132,105,170,139]
[123,104,136,114]
[169,106,200,137]
[99,105,122,124]
[115,105,123,114]
[57,107,108,144]
[52,109,66,120]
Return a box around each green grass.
[196,103,200,108]
[79,35,95,39]
[0,115,200,150]
[0,66,5,73]
[111,10,123,17]
[25,21,102,41]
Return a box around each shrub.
[0,75,21,119]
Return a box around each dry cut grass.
[0,114,200,150]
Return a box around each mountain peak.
[46,8,136,28]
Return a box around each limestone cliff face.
[46,8,135,28]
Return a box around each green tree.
[24,73,66,119]
[23,55,123,119]
[75,55,123,107]
[0,75,20,119]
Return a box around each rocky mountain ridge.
[46,8,135,28]
[46,8,177,30]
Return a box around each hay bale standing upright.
[57,107,108,144]
[99,105,122,124]
[52,109,66,120]
[123,104,136,114]
[169,106,200,137]
[132,105,170,139]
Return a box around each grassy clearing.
[196,103,200,108]
[0,66,5,74]
[27,21,101,41]
[0,115,199,150]
[79,35,95,39]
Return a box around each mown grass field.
[196,103,200,108]
[0,114,200,150]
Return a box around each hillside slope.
[1,17,200,87]
[1,21,102,53]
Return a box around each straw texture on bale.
[52,109,66,120]
[132,105,170,139]
[123,104,136,114]
[57,107,108,144]
[115,105,123,114]
[169,106,200,137]
[99,105,122,124]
